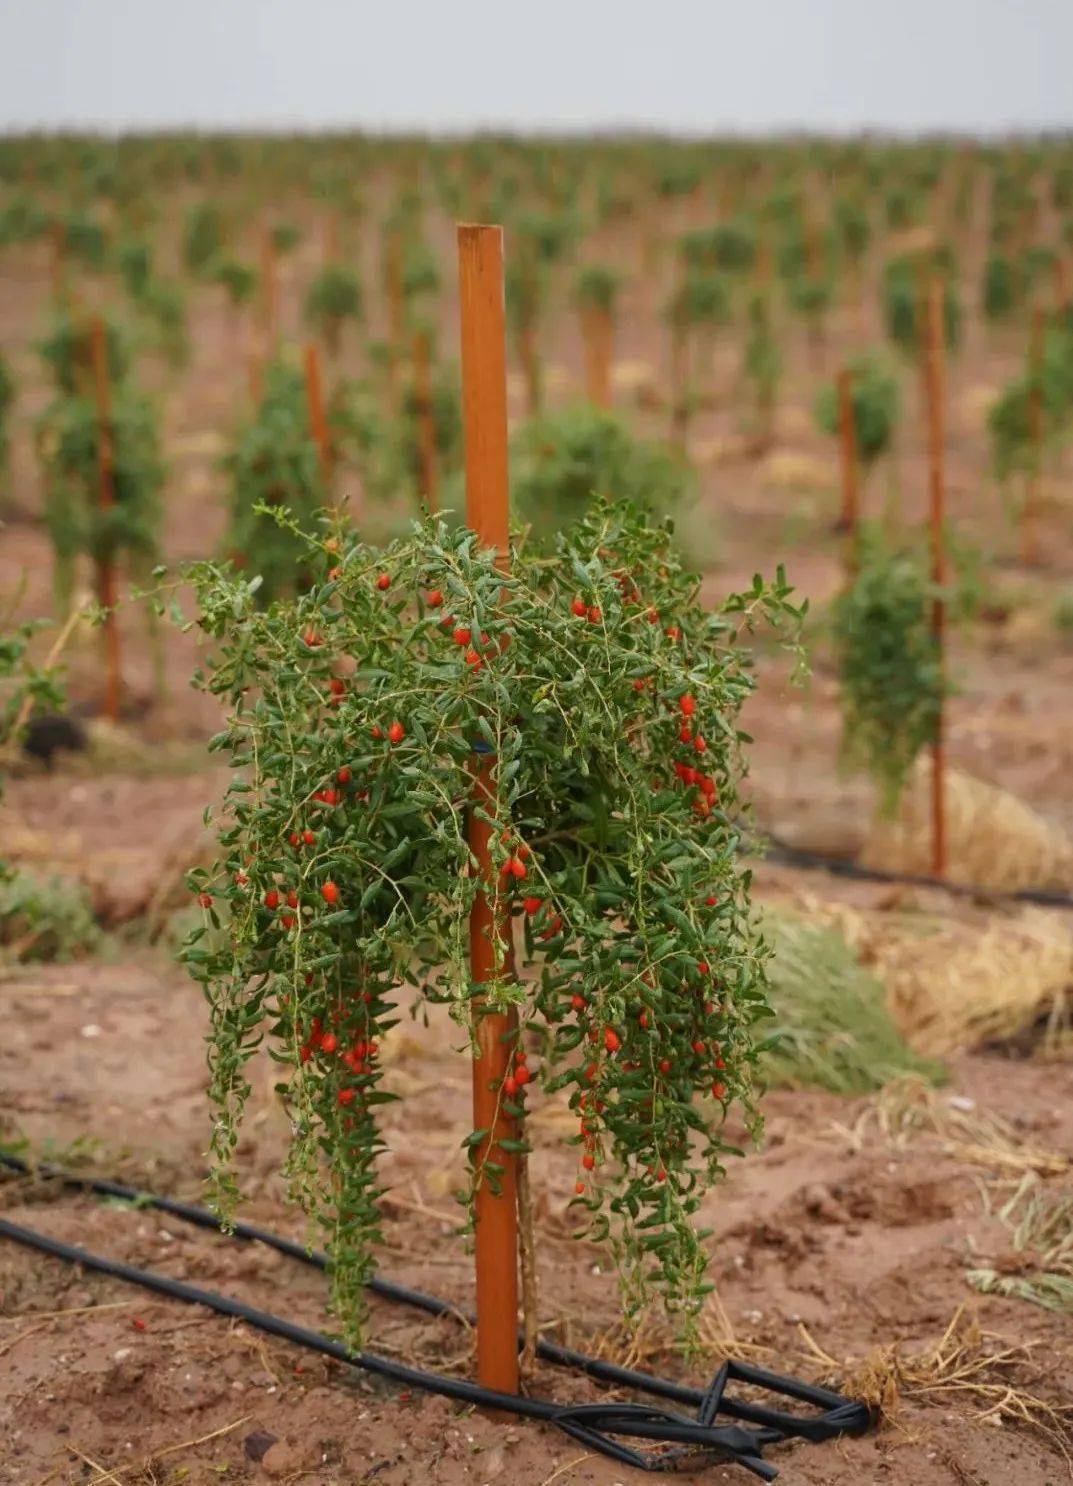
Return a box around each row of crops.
[2,133,1072,1361]
[3,134,1069,800]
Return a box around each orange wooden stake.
[303,341,332,491]
[924,278,947,878]
[1022,305,1045,566]
[89,316,122,724]
[412,328,439,510]
[385,230,405,404]
[49,219,66,303]
[324,213,340,267]
[836,367,860,571]
[457,222,519,1397]
[260,229,278,358]
[580,304,613,409]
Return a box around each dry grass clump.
[862,761,1073,892]
[832,1076,1070,1179]
[762,911,943,1093]
[789,891,1072,1058]
[863,907,1072,1057]
[968,1173,1073,1315]
[588,1291,774,1372]
[761,449,835,493]
[800,1306,1073,1461]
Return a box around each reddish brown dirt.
[2,958,1072,1485]
[2,199,1072,1485]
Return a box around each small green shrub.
[271,222,301,255]
[742,292,781,432]
[763,912,943,1095]
[40,312,129,396]
[815,354,901,471]
[511,406,692,540]
[832,196,871,265]
[224,362,326,601]
[883,254,961,356]
[982,253,1019,323]
[832,533,945,814]
[214,258,258,308]
[666,270,732,331]
[574,263,620,315]
[39,385,164,613]
[304,265,363,353]
[183,201,225,277]
[62,212,108,271]
[0,869,99,962]
[116,237,154,298]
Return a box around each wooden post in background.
[836,367,860,572]
[924,278,947,879]
[303,341,333,492]
[89,316,122,724]
[49,219,66,303]
[412,327,439,510]
[457,222,519,1398]
[260,228,278,360]
[1023,305,1045,566]
[385,228,404,405]
[581,304,612,409]
[323,213,340,267]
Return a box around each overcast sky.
[0,0,1069,136]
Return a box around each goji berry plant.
[37,318,164,615]
[882,250,961,357]
[183,502,804,1347]
[831,530,945,813]
[741,291,781,448]
[510,407,691,541]
[224,362,327,601]
[304,264,363,358]
[815,354,901,478]
[183,200,226,278]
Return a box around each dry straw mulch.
[862,761,1073,894]
[794,891,1072,1059]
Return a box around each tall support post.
[456,223,519,1396]
[412,327,439,510]
[260,229,278,358]
[836,367,860,572]
[89,316,122,724]
[924,278,947,878]
[303,341,333,491]
[581,303,612,409]
[1023,305,1045,566]
[385,228,404,406]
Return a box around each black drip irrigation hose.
[759,834,1073,910]
[0,1152,870,1479]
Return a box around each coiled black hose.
[0,1151,870,1478]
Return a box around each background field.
[1,133,1072,1486]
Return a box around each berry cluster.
[185,502,804,1345]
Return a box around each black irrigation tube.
[759,834,1073,910]
[0,1152,870,1479]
